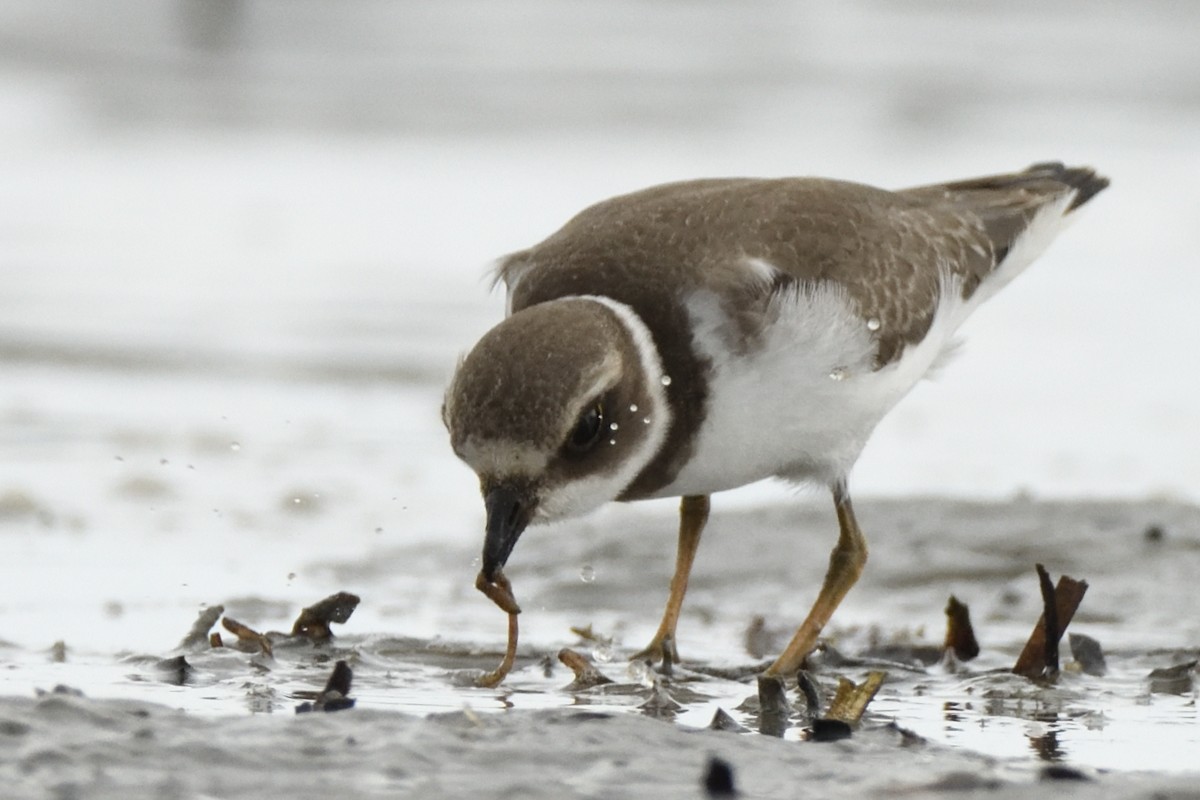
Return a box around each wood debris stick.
[639,681,682,717]
[475,569,521,688]
[557,648,614,690]
[291,591,361,641]
[809,717,853,742]
[1147,661,1196,695]
[569,623,619,664]
[569,623,602,642]
[177,604,224,651]
[221,616,273,657]
[795,670,823,721]
[824,670,886,725]
[755,674,789,738]
[155,655,194,686]
[703,756,737,798]
[295,660,355,713]
[1038,565,1060,674]
[943,595,980,661]
[1068,633,1107,677]
[744,615,773,660]
[1012,564,1088,680]
[708,707,748,733]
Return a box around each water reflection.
[1028,727,1065,762]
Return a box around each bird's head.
[443,296,671,581]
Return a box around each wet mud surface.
[2,499,1198,798]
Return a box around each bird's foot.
[631,633,679,672]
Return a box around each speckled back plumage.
[488,162,1107,496]
[499,162,1108,368]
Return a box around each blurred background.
[0,0,1198,649]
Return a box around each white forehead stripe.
[458,438,549,479]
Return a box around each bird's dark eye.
[566,401,604,454]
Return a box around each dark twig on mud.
[155,655,194,686]
[703,756,738,797]
[825,671,886,725]
[795,670,823,721]
[557,648,614,690]
[291,591,361,641]
[295,659,355,713]
[708,707,748,733]
[177,604,224,651]
[1068,633,1107,677]
[1012,564,1088,679]
[943,595,980,661]
[221,616,273,657]
[756,675,789,738]
[1037,565,1060,674]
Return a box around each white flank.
[657,283,878,495]
[658,191,1082,497]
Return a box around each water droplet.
[643,417,651,425]
[866,317,881,332]
[660,375,672,387]
[579,565,595,583]
[626,660,653,686]
[592,643,613,663]
[229,441,241,452]
[828,366,848,381]
[292,497,302,505]
[287,572,296,581]
[629,404,639,413]
[609,422,619,431]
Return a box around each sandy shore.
[3,690,1199,800]
[2,498,1198,799]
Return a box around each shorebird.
[444,162,1107,678]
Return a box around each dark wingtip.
[1024,161,1110,212]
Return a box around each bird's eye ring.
[565,401,605,454]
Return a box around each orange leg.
[764,480,868,678]
[632,495,710,664]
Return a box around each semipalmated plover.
[444,162,1107,678]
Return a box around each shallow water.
[4,484,1200,789]
[3,1,1200,797]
